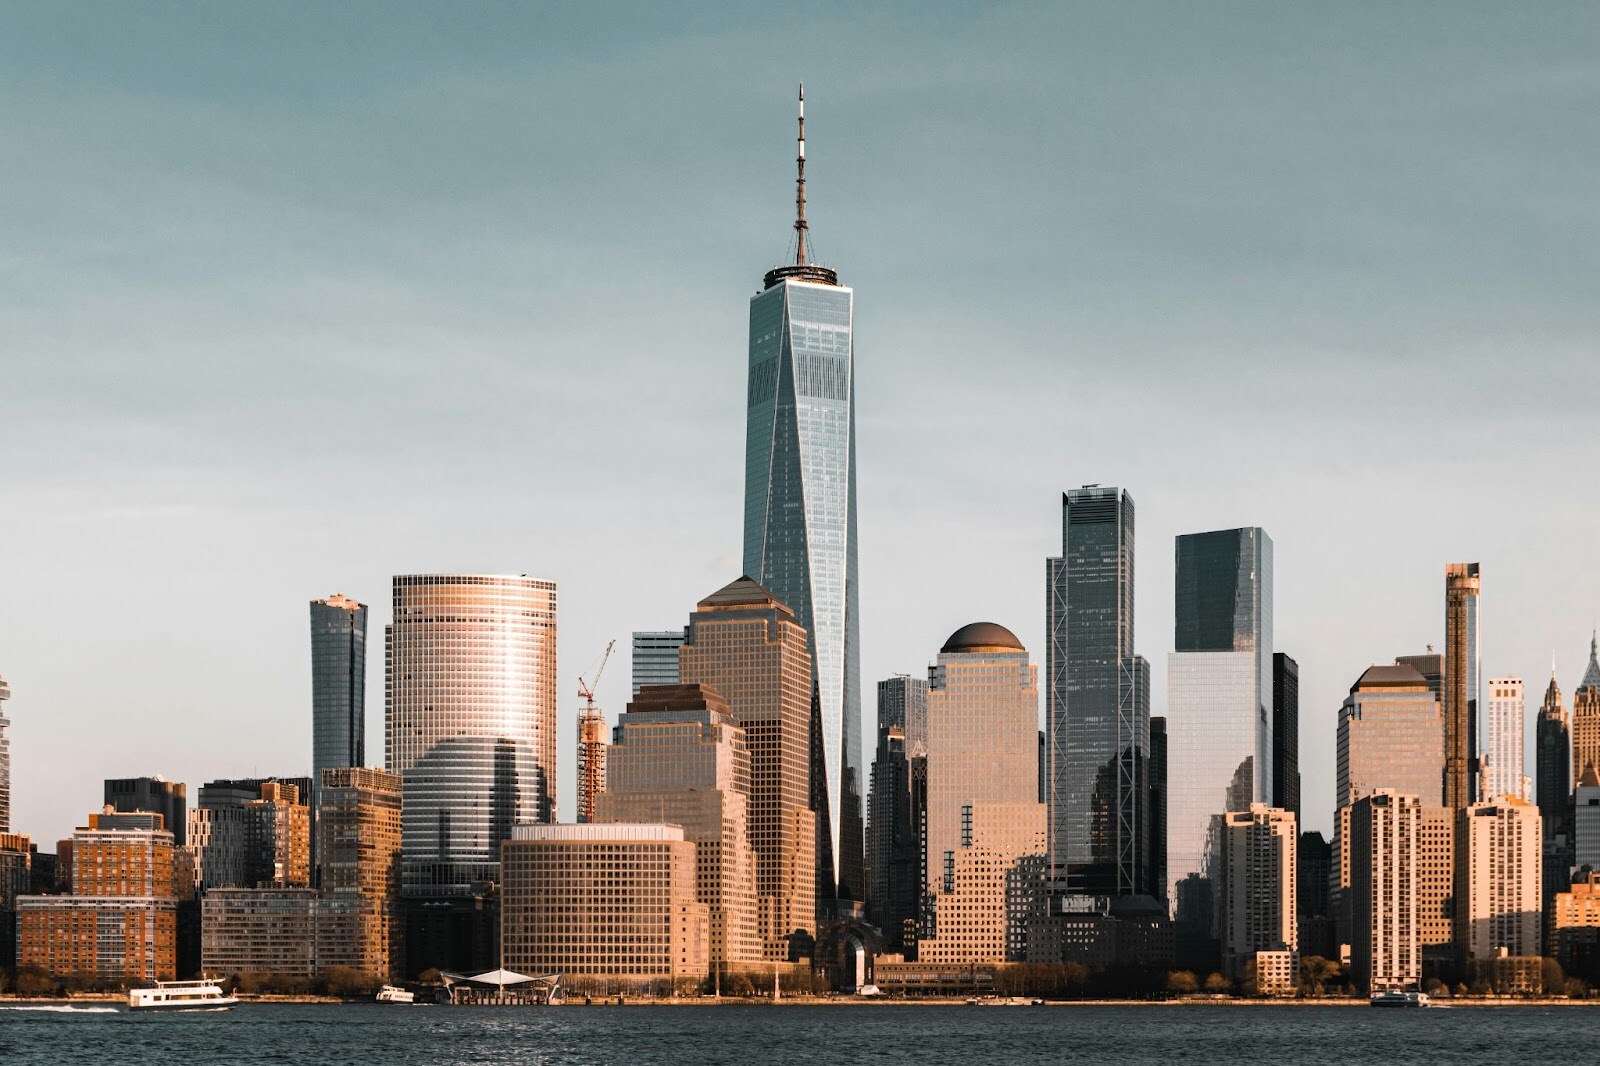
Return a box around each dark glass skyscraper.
[1272,653,1300,823]
[105,777,188,847]
[310,593,367,808]
[1538,671,1573,903]
[742,88,861,904]
[1045,486,1151,900]
[1166,527,1273,914]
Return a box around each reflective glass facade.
[630,629,685,697]
[385,574,556,895]
[310,594,367,809]
[1166,527,1273,917]
[1045,487,1151,900]
[743,275,861,901]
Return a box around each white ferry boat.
[127,979,239,1012]
[1370,989,1430,1008]
[376,985,416,1004]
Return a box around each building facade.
[387,574,557,895]
[1166,527,1273,925]
[501,823,708,989]
[595,683,761,968]
[1443,563,1482,809]
[104,777,187,848]
[317,767,402,981]
[1457,797,1542,962]
[1484,676,1527,801]
[16,812,179,982]
[1537,672,1573,903]
[1272,654,1300,823]
[630,630,686,697]
[867,724,919,954]
[1349,791,1422,994]
[678,577,817,957]
[310,593,367,809]
[1337,665,1446,808]
[742,94,861,904]
[922,623,1046,961]
[877,674,929,758]
[1045,486,1152,901]
[1574,636,1600,784]
[1218,804,1297,981]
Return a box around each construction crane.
[576,640,615,823]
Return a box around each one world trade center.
[742,86,863,908]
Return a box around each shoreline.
[5,993,1598,1008]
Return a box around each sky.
[3,4,1599,846]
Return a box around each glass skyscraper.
[1045,486,1152,901]
[1166,527,1273,918]
[386,574,557,895]
[310,593,367,810]
[742,90,861,903]
[630,629,685,697]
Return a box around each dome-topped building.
[940,622,1025,655]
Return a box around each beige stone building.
[1349,791,1421,994]
[317,767,402,980]
[1416,805,1456,966]
[679,577,816,958]
[918,801,1044,963]
[1333,664,1448,957]
[596,683,761,968]
[501,823,708,990]
[918,624,1045,963]
[1456,796,1542,962]
[1219,804,1297,981]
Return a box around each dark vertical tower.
[310,593,367,811]
[1272,653,1300,823]
[1443,564,1481,809]
[743,87,861,907]
[104,777,188,847]
[1046,486,1149,901]
[1537,670,1572,903]
[1149,715,1167,905]
[867,674,927,952]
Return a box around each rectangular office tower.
[1167,528,1273,926]
[1045,487,1152,902]
[1444,563,1482,809]
[1272,654,1300,823]
[631,630,686,696]
[105,777,188,848]
[742,91,861,904]
[1484,677,1527,801]
[310,594,367,808]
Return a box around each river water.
[0,1002,1593,1065]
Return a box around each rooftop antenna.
[794,83,808,266]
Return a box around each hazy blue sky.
[4,4,1599,844]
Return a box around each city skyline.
[7,6,1600,849]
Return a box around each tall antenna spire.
[794,83,808,266]
[762,84,838,290]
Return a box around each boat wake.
[0,1005,121,1014]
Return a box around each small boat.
[128,979,239,1012]
[1370,989,1430,1008]
[376,985,416,1004]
